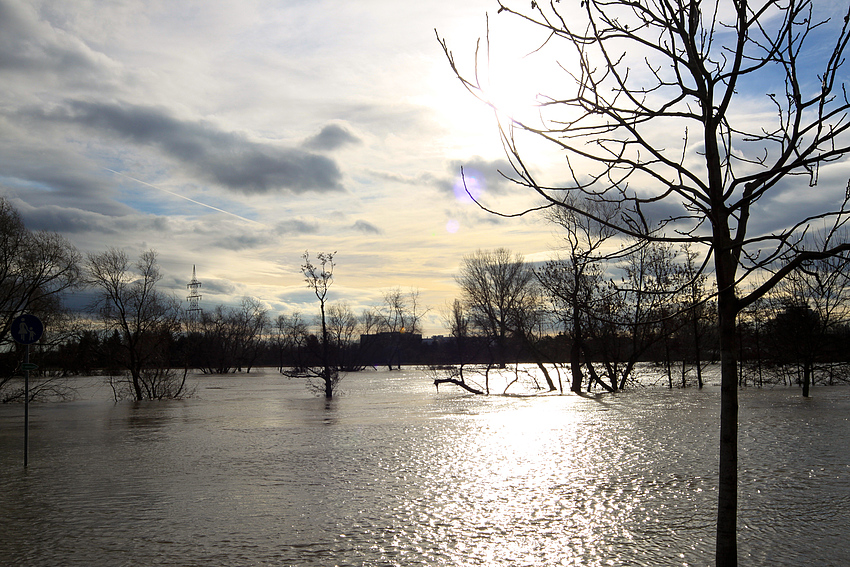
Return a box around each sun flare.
[481,56,543,124]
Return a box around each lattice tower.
[187,265,202,316]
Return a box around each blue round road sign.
[11,314,43,345]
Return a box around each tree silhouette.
[301,250,340,398]
[86,249,185,400]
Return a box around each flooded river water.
[1,368,848,566]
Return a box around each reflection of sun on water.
[426,379,645,566]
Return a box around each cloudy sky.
[1,0,549,333]
[2,0,849,334]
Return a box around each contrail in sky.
[104,168,264,226]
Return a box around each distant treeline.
[11,311,849,389]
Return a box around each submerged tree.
[300,250,341,398]
[194,297,269,374]
[441,1,850,564]
[456,247,555,392]
[231,297,270,373]
[768,228,850,395]
[326,301,367,371]
[86,248,186,400]
[675,244,716,389]
[457,248,534,364]
[537,195,619,393]
[432,299,485,394]
[274,311,309,372]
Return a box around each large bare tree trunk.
[715,248,739,566]
[321,301,332,399]
[802,360,812,398]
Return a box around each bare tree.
[300,250,340,398]
[445,298,472,359]
[611,240,682,391]
[769,229,850,395]
[86,248,186,400]
[274,311,309,373]
[232,297,269,373]
[432,299,485,394]
[0,198,81,401]
[326,301,366,371]
[456,248,536,365]
[359,307,380,336]
[736,296,769,387]
[456,248,555,392]
[440,1,850,563]
[0,198,80,347]
[374,287,426,370]
[537,195,619,393]
[556,239,682,392]
[195,298,268,374]
[196,305,241,374]
[507,280,558,392]
[675,244,716,389]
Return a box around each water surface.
[1,368,848,566]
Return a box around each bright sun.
[482,56,543,124]
[426,23,569,155]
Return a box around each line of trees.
[437,238,850,397]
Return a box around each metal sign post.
[11,314,44,468]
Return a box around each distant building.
[422,335,447,345]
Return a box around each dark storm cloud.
[35,100,345,195]
[302,123,361,151]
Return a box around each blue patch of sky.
[0,174,55,193]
